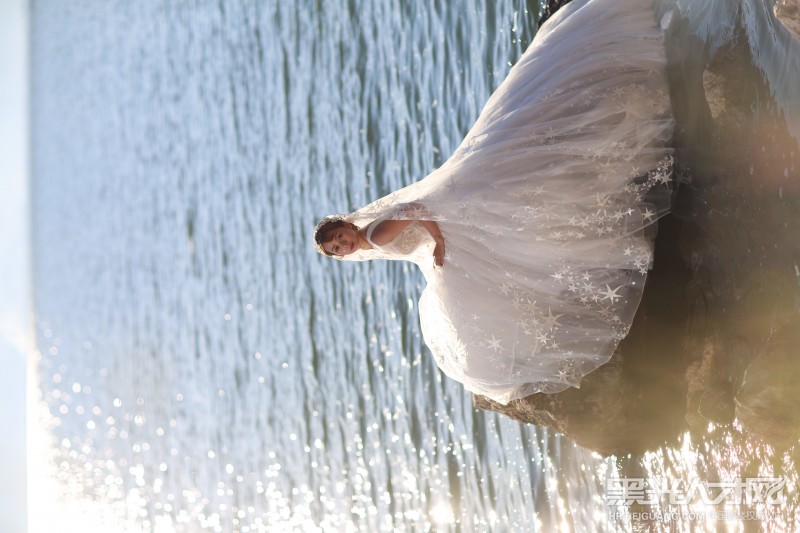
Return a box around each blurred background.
[0,0,29,531]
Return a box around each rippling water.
[30,0,800,531]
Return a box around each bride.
[314,0,674,405]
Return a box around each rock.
[684,335,736,429]
[473,353,687,456]
[736,320,800,448]
[775,0,800,42]
[539,1,576,26]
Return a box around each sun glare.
[430,501,455,525]
[27,351,145,533]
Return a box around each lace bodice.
[366,221,432,262]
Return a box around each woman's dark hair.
[314,216,359,256]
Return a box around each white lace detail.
[367,222,430,257]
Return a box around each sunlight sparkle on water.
[430,501,455,525]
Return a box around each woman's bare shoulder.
[366,219,413,246]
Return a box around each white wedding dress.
[339,0,674,404]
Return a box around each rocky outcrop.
[776,0,800,41]
[736,320,800,447]
[475,9,800,455]
[539,1,577,26]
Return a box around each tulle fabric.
[339,0,674,404]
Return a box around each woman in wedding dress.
[314,0,674,405]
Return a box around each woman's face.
[321,225,360,256]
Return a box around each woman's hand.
[433,237,445,267]
[418,218,445,267]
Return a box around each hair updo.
[313,216,360,257]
